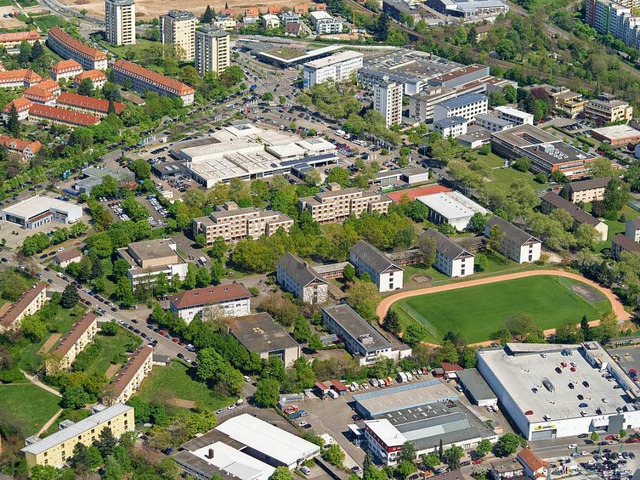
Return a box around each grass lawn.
[30,14,66,30]
[598,205,640,252]
[136,360,234,412]
[0,384,60,437]
[84,328,141,375]
[392,275,612,344]
[472,152,550,193]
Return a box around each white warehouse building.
[303,51,364,89]
[477,343,640,441]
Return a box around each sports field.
[392,275,612,344]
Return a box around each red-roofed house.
[293,4,309,13]
[74,70,107,90]
[441,362,463,379]
[516,449,549,480]
[169,284,251,323]
[330,379,348,395]
[23,85,58,106]
[46,26,108,71]
[0,135,42,162]
[57,92,125,118]
[267,5,282,14]
[0,30,41,49]
[3,98,33,121]
[28,104,100,128]
[50,59,83,82]
[0,69,42,88]
[314,3,327,10]
[243,6,260,22]
[111,59,195,106]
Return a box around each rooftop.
[421,228,472,260]
[591,124,640,140]
[613,233,640,253]
[277,253,327,288]
[57,92,125,115]
[21,404,132,455]
[48,27,107,61]
[0,283,47,329]
[51,59,82,73]
[486,216,538,246]
[0,30,41,43]
[1,195,81,219]
[433,116,469,128]
[169,284,251,309]
[364,419,406,447]
[542,192,601,227]
[54,312,96,356]
[110,345,153,397]
[29,104,101,127]
[322,304,392,354]
[350,240,399,274]
[112,60,194,96]
[303,50,363,69]
[456,368,497,402]
[417,190,488,220]
[229,313,299,354]
[438,93,487,110]
[495,105,534,119]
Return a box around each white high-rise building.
[160,10,197,61]
[374,82,403,127]
[105,0,136,46]
[194,27,231,76]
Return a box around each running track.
[377,270,630,346]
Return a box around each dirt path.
[169,398,196,408]
[105,364,121,380]
[377,270,630,347]
[20,370,62,398]
[38,333,61,355]
[37,409,63,437]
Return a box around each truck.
[397,372,408,383]
[327,389,339,399]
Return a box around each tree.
[70,442,92,470]
[308,333,323,352]
[101,320,118,336]
[305,168,321,186]
[494,433,522,457]
[400,441,416,462]
[271,467,294,480]
[326,167,351,187]
[254,378,280,408]
[61,284,80,308]
[476,439,492,457]
[395,460,417,478]
[418,235,437,267]
[374,12,390,41]
[591,431,599,442]
[7,103,20,136]
[443,445,464,469]
[513,157,531,172]
[590,158,616,178]
[95,427,117,458]
[487,225,506,252]
[383,309,401,335]
[322,444,345,467]
[114,277,135,308]
[505,313,537,342]
[292,316,312,343]
[346,280,382,321]
[78,78,95,96]
[604,178,630,214]
[30,466,62,480]
[468,213,487,234]
[403,323,429,346]
[261,92,274,102]
[581,315,592,341]
[202,4,215,22]
[422,452,440,471]
[343,263,356,282]
[130,158,151,180]
[62,386,90,409]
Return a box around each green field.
[0,384,60,437]
[135,360,234,412]
[83,328,141,375]
[392,275,612,344]
[29,14,66,30]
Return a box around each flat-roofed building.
[350,240,403,292]
[475,113,514,132]
[57,92,125,118]
[117,238,188,288]
[585,94,633,125]
[427,0,508,18]
[276,253,329,304]
[374,82,403,127]
[160,10,198,61]
[195,27,231,76]
[0,283,47,332]
[421,228,474,277]
[541,192,608,241]
[303,50,363,88]
[590,124,640,146]
[322,304,410,365]
[0,195,82,229]
[169,284,251,323]
[229,313,300,367]
[434,93,488,122]
[193,201,293,244]
[46,27,108,71]
[112,59,195,105]
[21,404,134,467]
[485,216,541,263]
[73,166,135,193]
[565,177,611,203]
[494,105,534,125]
[417,190,488,231]
[105,0,136,46]
[50,60,83,82]
[455,368,498,407]
[309,10,343,34]
[433,116,469,138]
[48,312,98,372]
[364,419,407,465]
[74,70,107,90]
[107,345,153,405]
[298,183,392,224]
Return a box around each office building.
[195,27,231,76]
[160,10,197,61]
[302,51,364,89]
[105,0,136,46]
[0,195,82,229]
[585,94,633,124]
[484,216,541,263]
[21,404,134,467]
[0,283,47,332]
[112,59,195,105]
[46,27,108,70]
[427,0,509,18]
[107,345,154,405]
[309,11,343,34]
[434,93,488,122]
[49,312,98,372]
[421,228,474,277]
[117,238,188,288]
[416,190,488,231]
[169,284,251,323]
[374,82,403,127]
[276,253,329,304]
[494,105,534,125]
[433,116,469,138]
[475,113,514,132]
[349,240,404,292]
[590,124,640,146]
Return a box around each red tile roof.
[169,284,251,309]
[0,135,42,155]
[0,30,41,44]
[38,79,61,93]
[57,92,125,115]
[51,59,83,75]
[48,26,107,62]
[112,59,195,97]
[23,85,57,103]
[75,69,107,84]
[109,345,153,397]
[29,104,100,127]
[386,184,452,203]
[245,6,260,15]
[54,312,97,356]
[267,5,281,14]
[517,449,549,473]
[4,97,33,113]
[0,69,42,86]
[441,362,463,372]
[0,283,47,329]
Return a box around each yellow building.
[586,94,633,124]
[21,404,134,467]
[107,345,154,405]
[0,283,47,332]
[48,312,98,373]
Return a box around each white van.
[327,390,339,399]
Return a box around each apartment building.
[494,105,534,125]
[21,404,134,467]
[0,283,47,332]
[169,284,252,323]
[111,59,195,105]
[541,192,609,241]
[212,16,237,30]
[49,312,98,373]
[433,93,488,122]
[160,10,198,61]
[565,177,611,203]
[475,113,514,132]
[585,94,633,124]
[309,11,343,34]
[46,27,108,71]
[0,30,41,49]
[117,238,188,288]
[612,232,640,259]
[625,218,640,243]
[586,0,640,54]
[23,80,60,105]
[298,183,392,224]
[262,14,281,29]
[50,60,83,82]
[433,116,469,138]
[349,240,404,292]
[194,27,231,76]
[105,0,136,46]
[3,98,33,122]
[57,92,125,118]
[192,201,293,244]
[0,69,42,88]
[276,253,329,304]
[28,104,101,128]
[302,51,364,89]
[107,345,153,405]
[74,70,108,90]
[422,228,474,278]
[485,216,541,263]
[374,82,403,127]
[0,135,41,162]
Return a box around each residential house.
[612,233,640,259]
[276,253,329,304]
[490,458,525,479]
[281,11,300,23]
[106,345,154,405]
[74,70,108,90]
[565,177,611,204]
[52,249,82,268]
[57,92,125,118]
[49,312,98,372]
[349,240,403,292]
[0,69,42,88]
[27,104,101,128]
[262,13,281,28]
[293,4,309,14]
[541,192,608,241]
[243,7,260,23]
[0,30,41,49]
[0,135,41,162]
[0,283,47,332]
[485,216,541,263]
[516,449,549,480]
[422,228,474,278]
[168,284,252,324]
[3,98,33,121]
[50,60,83,82]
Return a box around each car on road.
[177,353,185,359]
[568,444,578,450]
[227,404,236,410]
[216,409,225,415]
[578,434,588,438]
[300,467,311,476]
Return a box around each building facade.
[349,240,404,292]
[46,27,108,70]
[374,82,403,127]
[50,312,98,372]
[105,0,136,46]
[565,177,611,203]
[433,93,488,122]
[422,228,475,278]
[541,192,609,241]
[303,51,364,89]
[494,105,534,125]
[585,94,633,124]
[160,10,197,61]
[108,345,154,404]
[485,216,541,263]
[0,283,47,332]
[195,27,231,76]
[57,92,125,118]
[309,11,343,34]
[433,116,469,138]
[276,253,329,304]
[169,284,251,323]
[117,238,188,288]
[50,60,83,82]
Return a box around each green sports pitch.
[391,275,612,344]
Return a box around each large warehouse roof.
[1,195,81,219]
[215,414,320,467]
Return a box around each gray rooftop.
[438,93,487,111]
[229,313,299,354]
[277,253,328,288]
[322,304,392,354]
[456,368,497,402]
[475,113,513,127]
[542,192,602,227]
[350,240,400,275]
[566,177,611,194]
[486,216,539,246]
[613,233,640,253]
[127,238,177,261]
[433,116,469,128]
[422,228,473,261]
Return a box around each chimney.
[207,448,214,459]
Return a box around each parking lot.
[609,343,640,376]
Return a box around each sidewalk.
[20,370,62,398]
